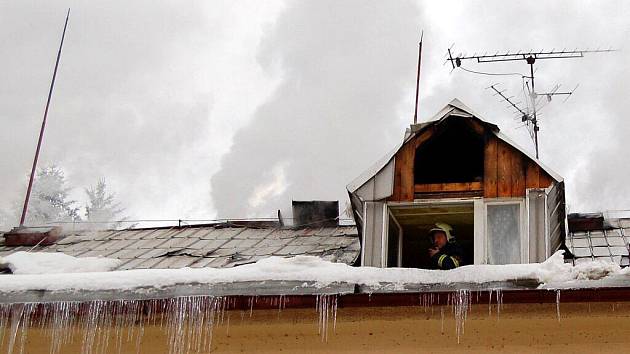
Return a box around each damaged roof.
[0,224,360,269]
[347,98,563,194]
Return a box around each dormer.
[348,99,566,268]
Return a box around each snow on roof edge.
[0,251,626,296]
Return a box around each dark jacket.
[429,240,464,270]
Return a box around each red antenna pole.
[19,9,70,227]
[413,31,424,124]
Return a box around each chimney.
[567,213,604,233]
[3,226,61,246]
[292,200,339,228]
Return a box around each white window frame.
[473,198,485,264]
[484,199,528,264]
[381,208,403,267]
[382,198,479,267]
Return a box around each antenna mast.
[19,9,70,227]
[413,31,424,124]
[446,48,613,159]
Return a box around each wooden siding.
[483,136,554,198]
[390,128,434,201]
[414,182,482,193]
[389,121,555,202]
[413,182,483,199]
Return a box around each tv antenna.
[446,47,614,158]
[537,83,580,103]
[488,84,536,143]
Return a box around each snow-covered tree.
[0,208,12,231]
[20,165,81,226]
[85,179,128,229]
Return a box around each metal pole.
[528,59,540,159]
[413,31,423,124]
[19,9,70,227]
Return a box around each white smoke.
[211,0,422,218]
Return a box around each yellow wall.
[3,302,630,353]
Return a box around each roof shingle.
[0,224,360,270]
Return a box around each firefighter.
[427,222,464,270]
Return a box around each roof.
[0,224,360,270]
[566,218,630,267]
[347,98,563,194]
[3,246,630,303]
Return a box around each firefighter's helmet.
[428,222,454,241]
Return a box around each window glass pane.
[487,204,521,264]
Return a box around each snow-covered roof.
[0,224,360,270]
[0,251,628,302]
[567,223,630,267]
[347,98,563,194]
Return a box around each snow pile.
[4,251,121,275]
[0,250,627,293]
[243,251,624,286]
[536,251,621,284]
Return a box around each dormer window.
[414,119,484,185]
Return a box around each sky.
[1,1,629,227]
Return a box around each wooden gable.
[389,116,555,202]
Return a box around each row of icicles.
[0,289,561,354]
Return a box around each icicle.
[0,303,10,349]
[49,301,80,354]
[419,293,436,313]
[332,296,338,334]
[277,294,284,316]
[488,289,493,316]
[495,289,503,320]
[7,304,25,354]
[248,296,256,318]
[157,296,219,354]
[315,294,338,342]
[440,307,445,334]
[452,289,470,344]
[318,295,328,341]
[555,290,561,321]
[15,303,35,354]
[81,300,102,354]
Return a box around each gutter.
[3,278,630,307]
